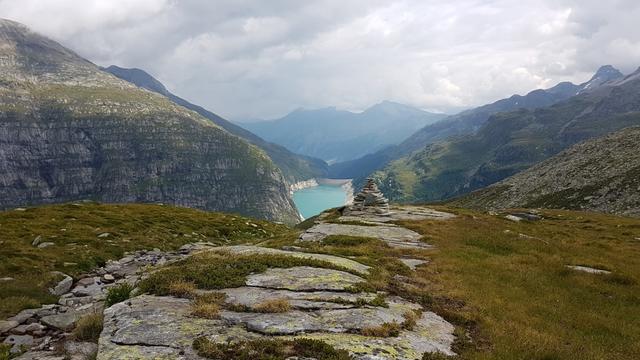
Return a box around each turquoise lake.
[293,184,349,219]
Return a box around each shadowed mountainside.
[104,65,328,184]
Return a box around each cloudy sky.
[1,0,639,120]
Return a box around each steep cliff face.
[0,19,300,224]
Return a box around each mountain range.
[0,19,300,223]
[240,102,446,163]
[328,65,625,183]
[370,65,640,204]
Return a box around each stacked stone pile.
[346,178,390,215]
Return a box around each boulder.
[41,313,79,331]
[48,272,73,296]
[64,341,98,359]
[0,320,19,334]
[3,334,34,353]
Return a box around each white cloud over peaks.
[0,0,639,119]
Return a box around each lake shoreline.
[292,179,354,219]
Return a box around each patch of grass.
[168,281,197,298]
[252,298,291,313]
[421,351,451,360]
[191,302,220,319]
[401,309,422,330]
[191,292,226,319]
[138,251,355,295]
[368,293,389,308]
[105,283,134,307]
[360,322,402,337]
[193,337,351,360]
[0,202,291,318]
[399,206,640,359]
[72,313,104,343]
[0,344,11,360]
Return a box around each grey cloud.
[0,0,638,119]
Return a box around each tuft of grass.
[360,322,402,337]
[191,292,226,319]
[422,351,451,360]
[105,283,134,307]
[0,344,11,360]
[401,309,422,330]
[252,298,291,313]
[138,251,355,295]
[72,313,104,343]
[168,281,197,298]
[193,337,351,360]
[191,302,220,319]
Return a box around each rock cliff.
[0,19,300,224]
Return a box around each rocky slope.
[451,126,640,217]
[242,101,446,163]
[0,19,300,223]
[370,66,640,203]
[329,66,624,184]
[1,204,458,360]
[103,65,328,184]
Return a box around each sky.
[1,0,640,120]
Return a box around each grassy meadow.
[1,202,639,359]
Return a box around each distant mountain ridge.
[103,65,328,184]
[452,126,640,217]
[241,101,446,163]
[371,65,639,204]
[329,65,625,184]
[0,19,300,223]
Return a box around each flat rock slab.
[222,306,406,335]
[300,223,431,249]
[214,287,378,310]
[341,207,455,224]
[566,265,611,274]
[299,311,456,359]
[97,295,260,360]
[208,245,370,275]
[245,266,366,291]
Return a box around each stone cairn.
[345,178,390,215]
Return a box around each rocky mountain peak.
[591,65,623,80]
[579,65,624,93]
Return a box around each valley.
[1,3,640,360]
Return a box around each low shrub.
[105,283,134,307]
[73,313,104,343]
[360,322,402,337]
[168,281,197,298]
